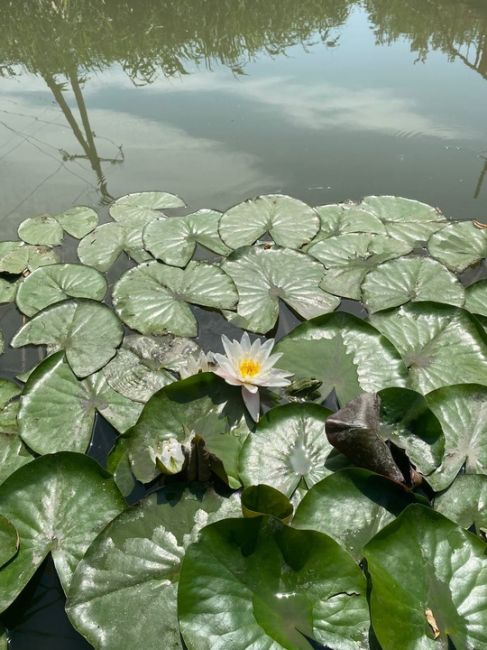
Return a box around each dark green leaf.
[241,485,293,522]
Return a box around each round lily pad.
[222,246,339,334]
[77,222,126,272]
[428,220,487,272]
[26,244,59,270]
[311,203,387,241]
[0,242,29,274]
[219,194,320,250]
[54,206,98,239]
[112,260,237,338]
[109,191,185,223]
[16,263,107,316]
[18,214,64,246]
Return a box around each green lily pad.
[362,257,465,313]
[109,191,185,223]
[112,261,237,338]
[428,220,487,272]
[425,384,487,491]
[275,312,407,406]
[179,516,370,650]
[26,244,59,270]
[465,280,487,317]
[143,209,230,267]
[308,233,412,299]
[17,214,64,246]
[360,196,447,245]
[370,303,487,394]
[11,299,123,378]
[18,352,143,455]
[312,203,387,241]
[67,487,240,650]
[241,485,294,522]
[54,206,98,239]
[0,453,125,613]
[239,403,337,497]
[0,515,18,569]
[110,373,251,490]
[0,379,34,486]
[103,334,200,402]
[293,469,418,560]
[364,504,487,650]
[0,242,29,274]
[16,263,107,317]
[222,246,339,334]
[219,194,320,250]
[77,222,127,272]
[434,475,487,533]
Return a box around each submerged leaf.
[428,220,487,271]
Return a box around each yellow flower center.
[239,358,262,379]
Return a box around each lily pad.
[0,242,29,274]
[16,263,107,317]
[219,194,320,249]
[360,196,447,245]
[308,233,412,300]
[18,352,143,455]
[0,515,18,569]
[109,191,185,223]
[275,312,407,406]
[434,474,487,533]
[103,334,199,403]
[364,504,487,650]
[143,209,230,267]
[293,469,418,560]
[222,246,339,334]
[241,485,293,522]
[26,244,59,271]
[67,487,240,650]
[425,384,487,491]
[0,453,125,613]
[112,261,237,338]
[11,299,123,378]
[77,222,126,272]
[178,516,370,650]
[0,379,34,486]
[428,220,487,271]
[465,280,487,317]
[17,214,64,246]
[312,203,387,241]
[239,403,337,497]
[362,257,465,313]
[54,206,98,239]
[370,303,487,394]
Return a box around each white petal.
[213,368,243,386]
[242,386,260,422]
[242,382,259,393]
[213,353,237,375]
[240,331,252,354]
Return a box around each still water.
[1,0,487,647]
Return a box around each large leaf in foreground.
[239,403,335,497]
[179,516,370,650]
[0,379,34,485]
[15,263,107,316]
[67,488,240,650]
[0,515,18,569]
[364,505,487,650]
[293,469,417,560]
[362,257,464,313]
[275,313,407,406]
[370,303,487,394]
[0,453,125,612]
[11,299,123,378]
[425,384,487,491]
[219,194,320,249]
[428,220,487,271]
[113,261,237,337]
[434,475,487,534]
[222,246,339,334]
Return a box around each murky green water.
[1,0,487,647]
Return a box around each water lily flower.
[179,350,214,379]
[213,332,293,421]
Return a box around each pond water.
[1,0,487,647]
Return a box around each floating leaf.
[361,195,447,245]
[275,313,407,406]
[0,379,34,486]
[425,384,487,491]
[0,242,29,274]
[113,261,237,338]
[434,475,487,533]
[18,352,142,455]
[0,453,125,613]
[362,257,464,313]
[222,246,339,334]
[179,516,370,650]
[103,334,199,402]
[17,214,64,246]
[11,299,123,378]
[0,515,18,569]
[16,263,107,317]
[77,222,126,272]
[54,206,98,239]
[241,485,293,522]
[308,233,412,299]
[428,220,487,271]
[293,469,417,560]
[26,244,59,270]
[109,191,185,223]
[364,505,487,650]
[219,194,320,249]
[144,209,230,267]
[465,280,487,317]
[370,303,487,394]
[240,403,337,497]
[67,487,240,650]
[312,203,387,241]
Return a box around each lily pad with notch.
[109,191,185,223]
[18,214,64,246]
[310,203,387,242]
[428,220,487,272]
[54,206,98,239]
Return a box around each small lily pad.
[0,242,29,274]
[18,214,64,246]
[311,203,387,241]
[428,220,487,272]
[54,206,98,239]
[77,222,126,272]
[26,245,59,270]
[109,191,185,223]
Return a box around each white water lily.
[213,332,293,421]
[179,350,214,379]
